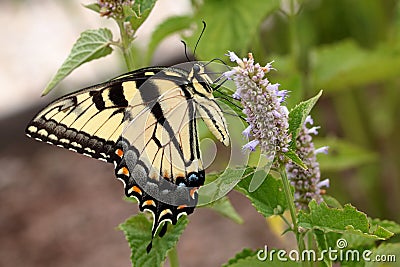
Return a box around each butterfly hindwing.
[113,66,215,240]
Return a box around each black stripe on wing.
[25,67,166,162]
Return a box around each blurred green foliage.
[149,0,400,221]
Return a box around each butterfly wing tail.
[112,138,197,252]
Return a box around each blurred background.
[1,0,399,266]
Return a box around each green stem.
[279,164,306,260]
[117,20,135,71]
[168,246,179,267]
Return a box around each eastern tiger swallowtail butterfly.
[25,62,230,251]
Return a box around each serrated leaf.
[284,149,307,170]
[130,0,157,30]
[186,0,280,59]
[369,218,400,234]
[223,250,300,267]
[222,249,257,267]
[205,196,243,224]
[146,16,192,63]
[325,217,400,252]
[236,174,288,218]
[119,214,188,267]
[288,90,322,149]
[43,28,113,95]
[84,3,101,13]
[298,201,393,240]
[314,137,377,171]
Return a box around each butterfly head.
[188,63,214,98]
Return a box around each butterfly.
[25,62,230,251]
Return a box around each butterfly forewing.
[25,68,164,162]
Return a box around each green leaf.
[236,173,288,218]
[322,195,343,209]
[42,28,113,95]
[365,243,400,267]
[222,248,256,267]
[311,40,400,93]
[84,3,101,13]
[186,0,280,59]
[146,16,192,63]
[223,250,301,267]
[288,90,322,149]
[119,214,188,267]
[314,137,377,171]
[123,196,138,204]
[198,167,247,206]
[284,149,307,170]
[298,201,394,240]
[130,0,157,30]
[369,218,400,234]
[205,196,244,224]
[323,217,400,254]
[313,229,332,267]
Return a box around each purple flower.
[307,126,320,135]
[224,52,291,160]
[315,146,329,155]
[317,179,330,188]
[242,125,252,138]
[226,51,243,66]
[286,115,329,210]
[243,139,260,152]
[232,90,241,100]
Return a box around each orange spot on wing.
[189,188,198,199]
[116,149,124,157]
[177,205,187,210]
[132,186,142,195]
[143,200,155,207]
[121,167,129,176]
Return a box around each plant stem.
[279,164,306,258]
[168,246,179,267]
[117,20,135,71]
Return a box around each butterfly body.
[26,63,229,248]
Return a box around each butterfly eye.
[193,64,201,73]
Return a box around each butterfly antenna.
[193,20,206,59]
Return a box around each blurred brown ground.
[0,107,282,267]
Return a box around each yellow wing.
[25,68,163,162]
